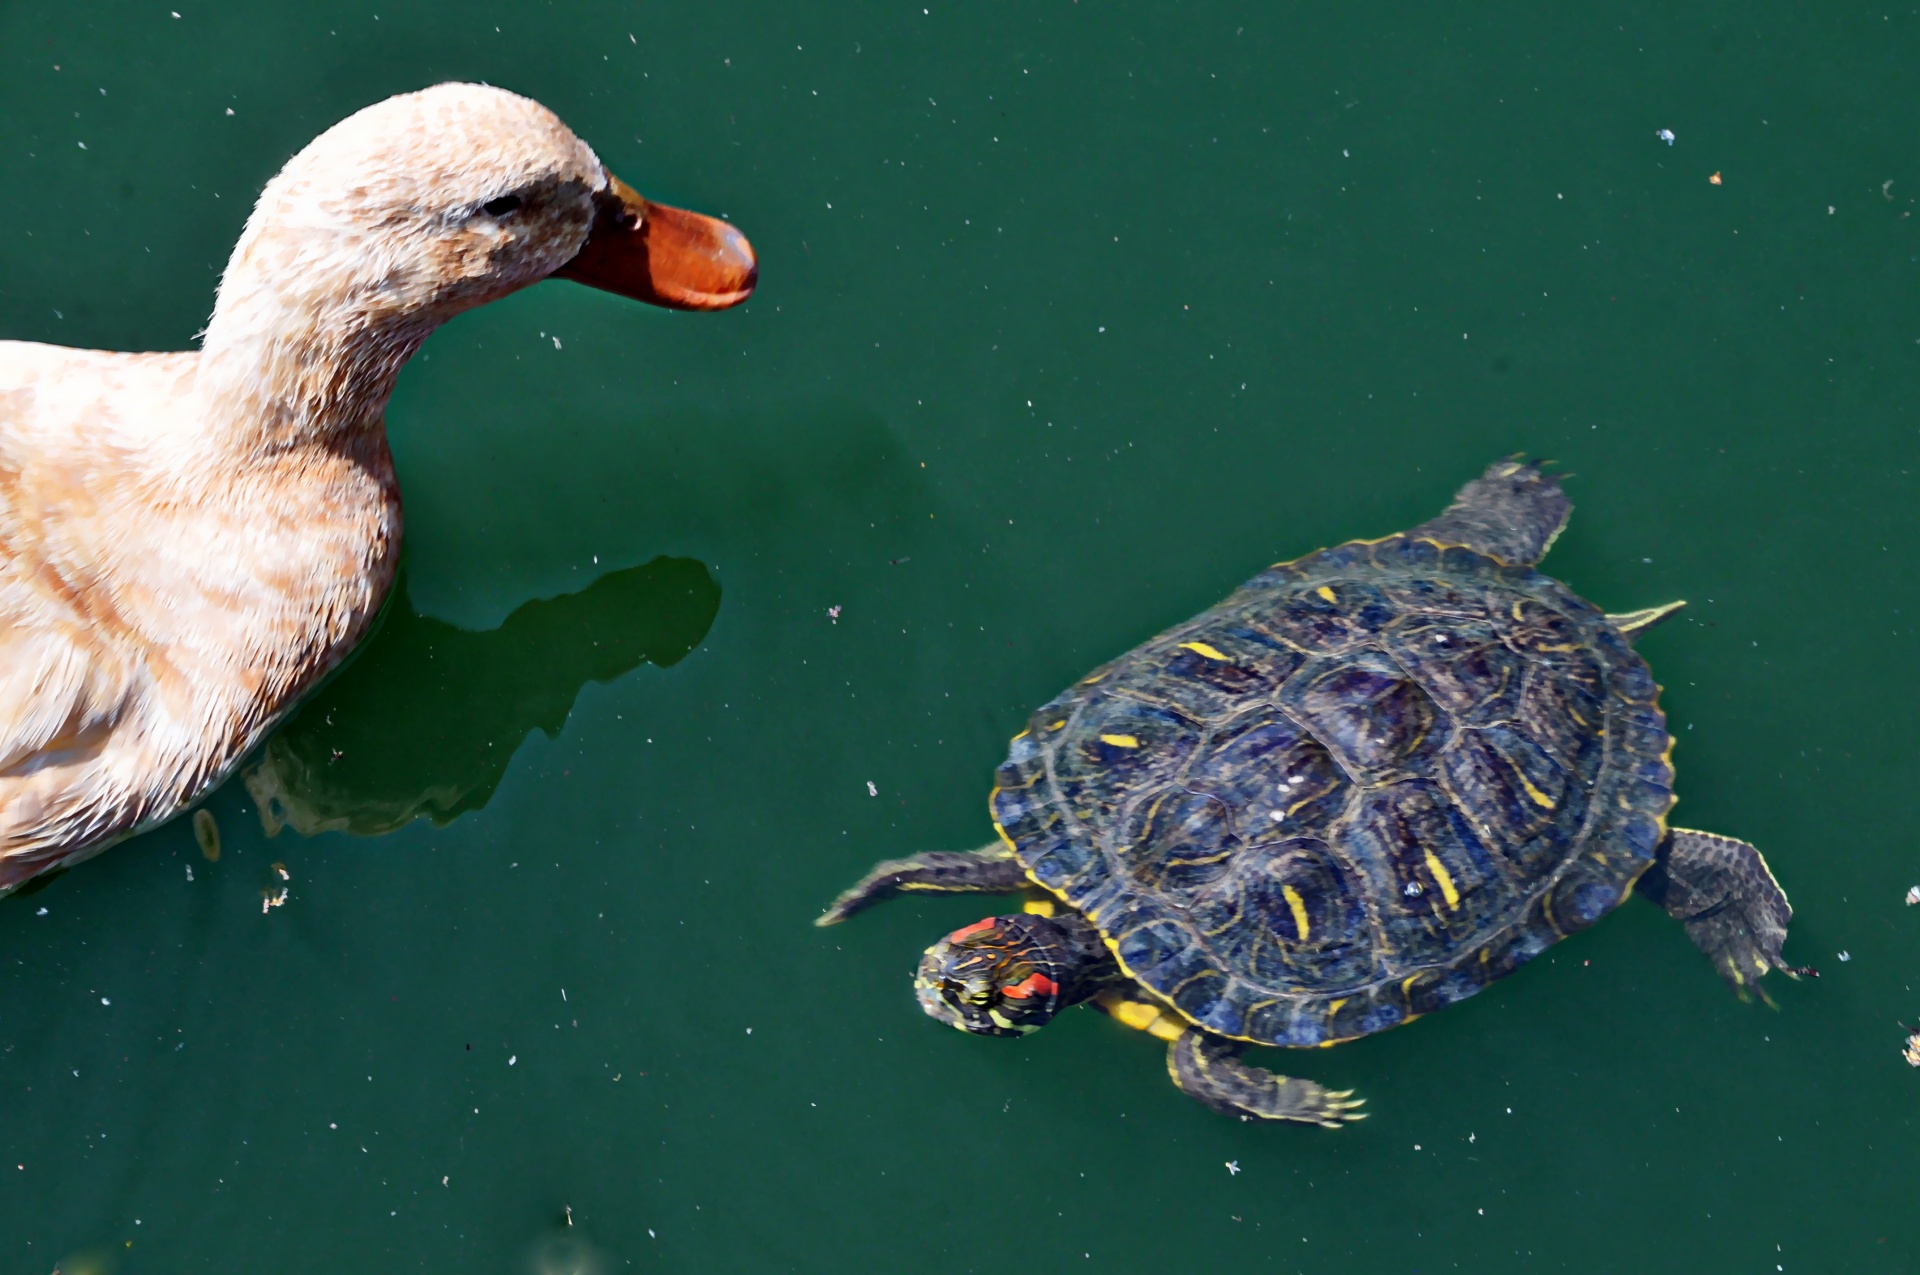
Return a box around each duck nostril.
[482,194,522,217]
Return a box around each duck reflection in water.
[243,556,718,837]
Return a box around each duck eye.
[482,194,522,217]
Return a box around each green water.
[3,2,1918,1270]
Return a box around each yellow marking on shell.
[1423,850,1462,910]
[987,798,1019,854]
[1316,586,1338,603]
[1081,670,1108,685]
[1282,885,1312,942]
[1516,772,1556,810]
[1099,734,1140,748]
[1048,719,1066,731]
[1023,897,1057,917]
[1401,975,1423,995]
[1179,641,1230,661]
[1327,998,1347,1017]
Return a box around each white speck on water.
[1657,128,1675,144]
[1837,951,1851,962]
[36,907,47,916]
[508,1055,517,1066]
[867,781,878,796]
[100,998,109,1006]
[1225,1160,1240,1175]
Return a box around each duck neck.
[196,246,454,458]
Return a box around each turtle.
[817,457,1813,1125]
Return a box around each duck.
[0,83,756,894]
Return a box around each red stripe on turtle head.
[947,918,998,945]
[999,972,1059,1000]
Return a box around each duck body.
[0,84,755,892]
[0,342,400,887]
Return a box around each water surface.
[2,3,1917,1271]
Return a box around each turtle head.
[914,913,1081,1037]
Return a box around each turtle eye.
[482,194,522,217]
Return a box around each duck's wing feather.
[0,608,132,774]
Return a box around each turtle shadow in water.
[241,555,720,838]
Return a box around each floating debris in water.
[261,886,288,914]
[1656,128,1675,145]
[1837,951,1852,962]
[827,605,842,622]
[272,862,291,881]
[1903,1025,1920,1068]
[866,781,878,797]
[192,809,220,862]
[1905,885,1919,906]
[1709,171,1723,185]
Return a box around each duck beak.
[553,173,757,311]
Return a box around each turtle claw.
[1318,1103,1368,1128]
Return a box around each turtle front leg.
[1636,827,1817,1003]
[816,843,1028,925]
[1165,1029,1365,1128]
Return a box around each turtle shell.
[988,534,1673,1048]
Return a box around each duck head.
[200,83,755,441]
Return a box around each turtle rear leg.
[816,843,1028,926]
[1166,1030,1365,1127]
[1410,456,1572,567]
[1636,827,1817,1002]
